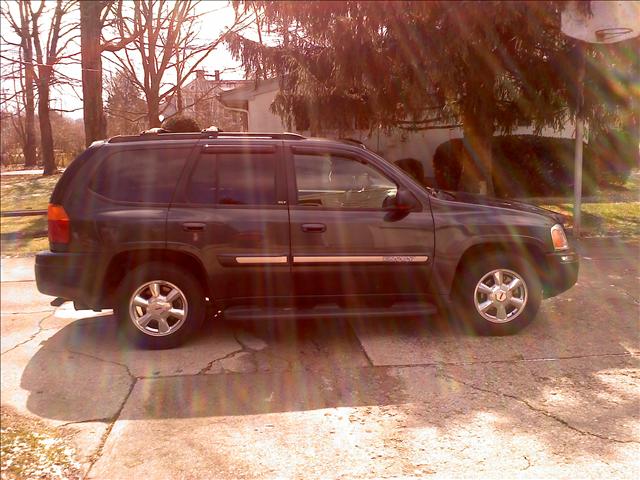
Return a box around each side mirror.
[390,188,419,212]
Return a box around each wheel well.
[102,250,210,304]
[452,242,546,294]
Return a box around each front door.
[286,146,434,302]
[167,141,291,302]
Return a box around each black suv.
[36,131,578,348]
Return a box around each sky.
[0,1,249,119]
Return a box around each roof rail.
[203,131,306,140]
[108,131,306,144]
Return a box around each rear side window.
[187,153,276,205]
[92,148,190,203]
[50,145,99,204]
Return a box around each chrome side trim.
[235,256,288,265]
[293,255,429,264]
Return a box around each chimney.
[214,70,220,81]
[195,69,205,80]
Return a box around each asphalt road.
[1,239,639,479]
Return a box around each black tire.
[453,253,542,335]
[115,262,206,349]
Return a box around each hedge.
[433,132,637,197]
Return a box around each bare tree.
[80,0,141,146]
[27,0,77,175]
[2,0,39,167]
[109,1,251,127]
[104,71,147,136]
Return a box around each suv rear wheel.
[455,253,541,335]
[115,263,206,349]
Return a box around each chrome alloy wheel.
[473,269,528,324]
[129,280,188,336]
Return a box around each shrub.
[432,141,465,191]
[589,129,638,186]
[161,116,201,133]
[432,133,635,197]
[394,158,425,183]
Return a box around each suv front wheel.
[115,263,206,349]
[455,253,542,335]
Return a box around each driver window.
[294,153,397,209]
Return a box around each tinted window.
[186,155,217,204]
[294,153,397,209]
[92,148,189,203]
[187,153,276,205]
[218,154,276,205]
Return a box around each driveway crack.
[1,308,56,314]
[83,377,137,480]
[347,319,374,367]
[58,417,113,427]
[439,371,639,445]
[64,348,136,380]
[197,347,245,375]
[1,311,56,356]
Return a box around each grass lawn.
[1,174,59,256]
[536,170,640,237]
[0,174,61,212]
[539,202,639,237]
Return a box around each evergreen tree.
[228,1,634,194]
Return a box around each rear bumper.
[541,251,579,298]
[35,251,108,308]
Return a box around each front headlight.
[551,224,569,251]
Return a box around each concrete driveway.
[1,239,639,479]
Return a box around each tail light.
[550,224,569,251]
[48,204,70,244]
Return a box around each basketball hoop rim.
[595,27,634,41]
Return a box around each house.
[162,70,253,131]
[218,78,284,132]
[219,78,574,178]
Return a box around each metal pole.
[573,41,586,238]
[573,117,584,238]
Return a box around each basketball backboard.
[561,1,640,44]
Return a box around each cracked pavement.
[1,238,639,479]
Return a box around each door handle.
[182,222,206,232]
[301,223,326,233]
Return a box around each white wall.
[245,88,576,177]
[355,128,463,178]
[247,90,288,132]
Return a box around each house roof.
[219,78,280,109]
[182,77,252,93]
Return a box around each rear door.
[286,145,435,301]
[167,141,291,301]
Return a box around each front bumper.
[35,251,108,308]
[541,250,579,298]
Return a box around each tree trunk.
[176,80,183,113]
[459,111,494,195]
[20,14,37,167]
[147,93,161,128]
[23,65,38,168]
[37,77,57,175]
[80,1,106,146]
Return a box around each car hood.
[427,188,566,224]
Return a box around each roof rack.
[108,130,306,144]
[338,138,367,149]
